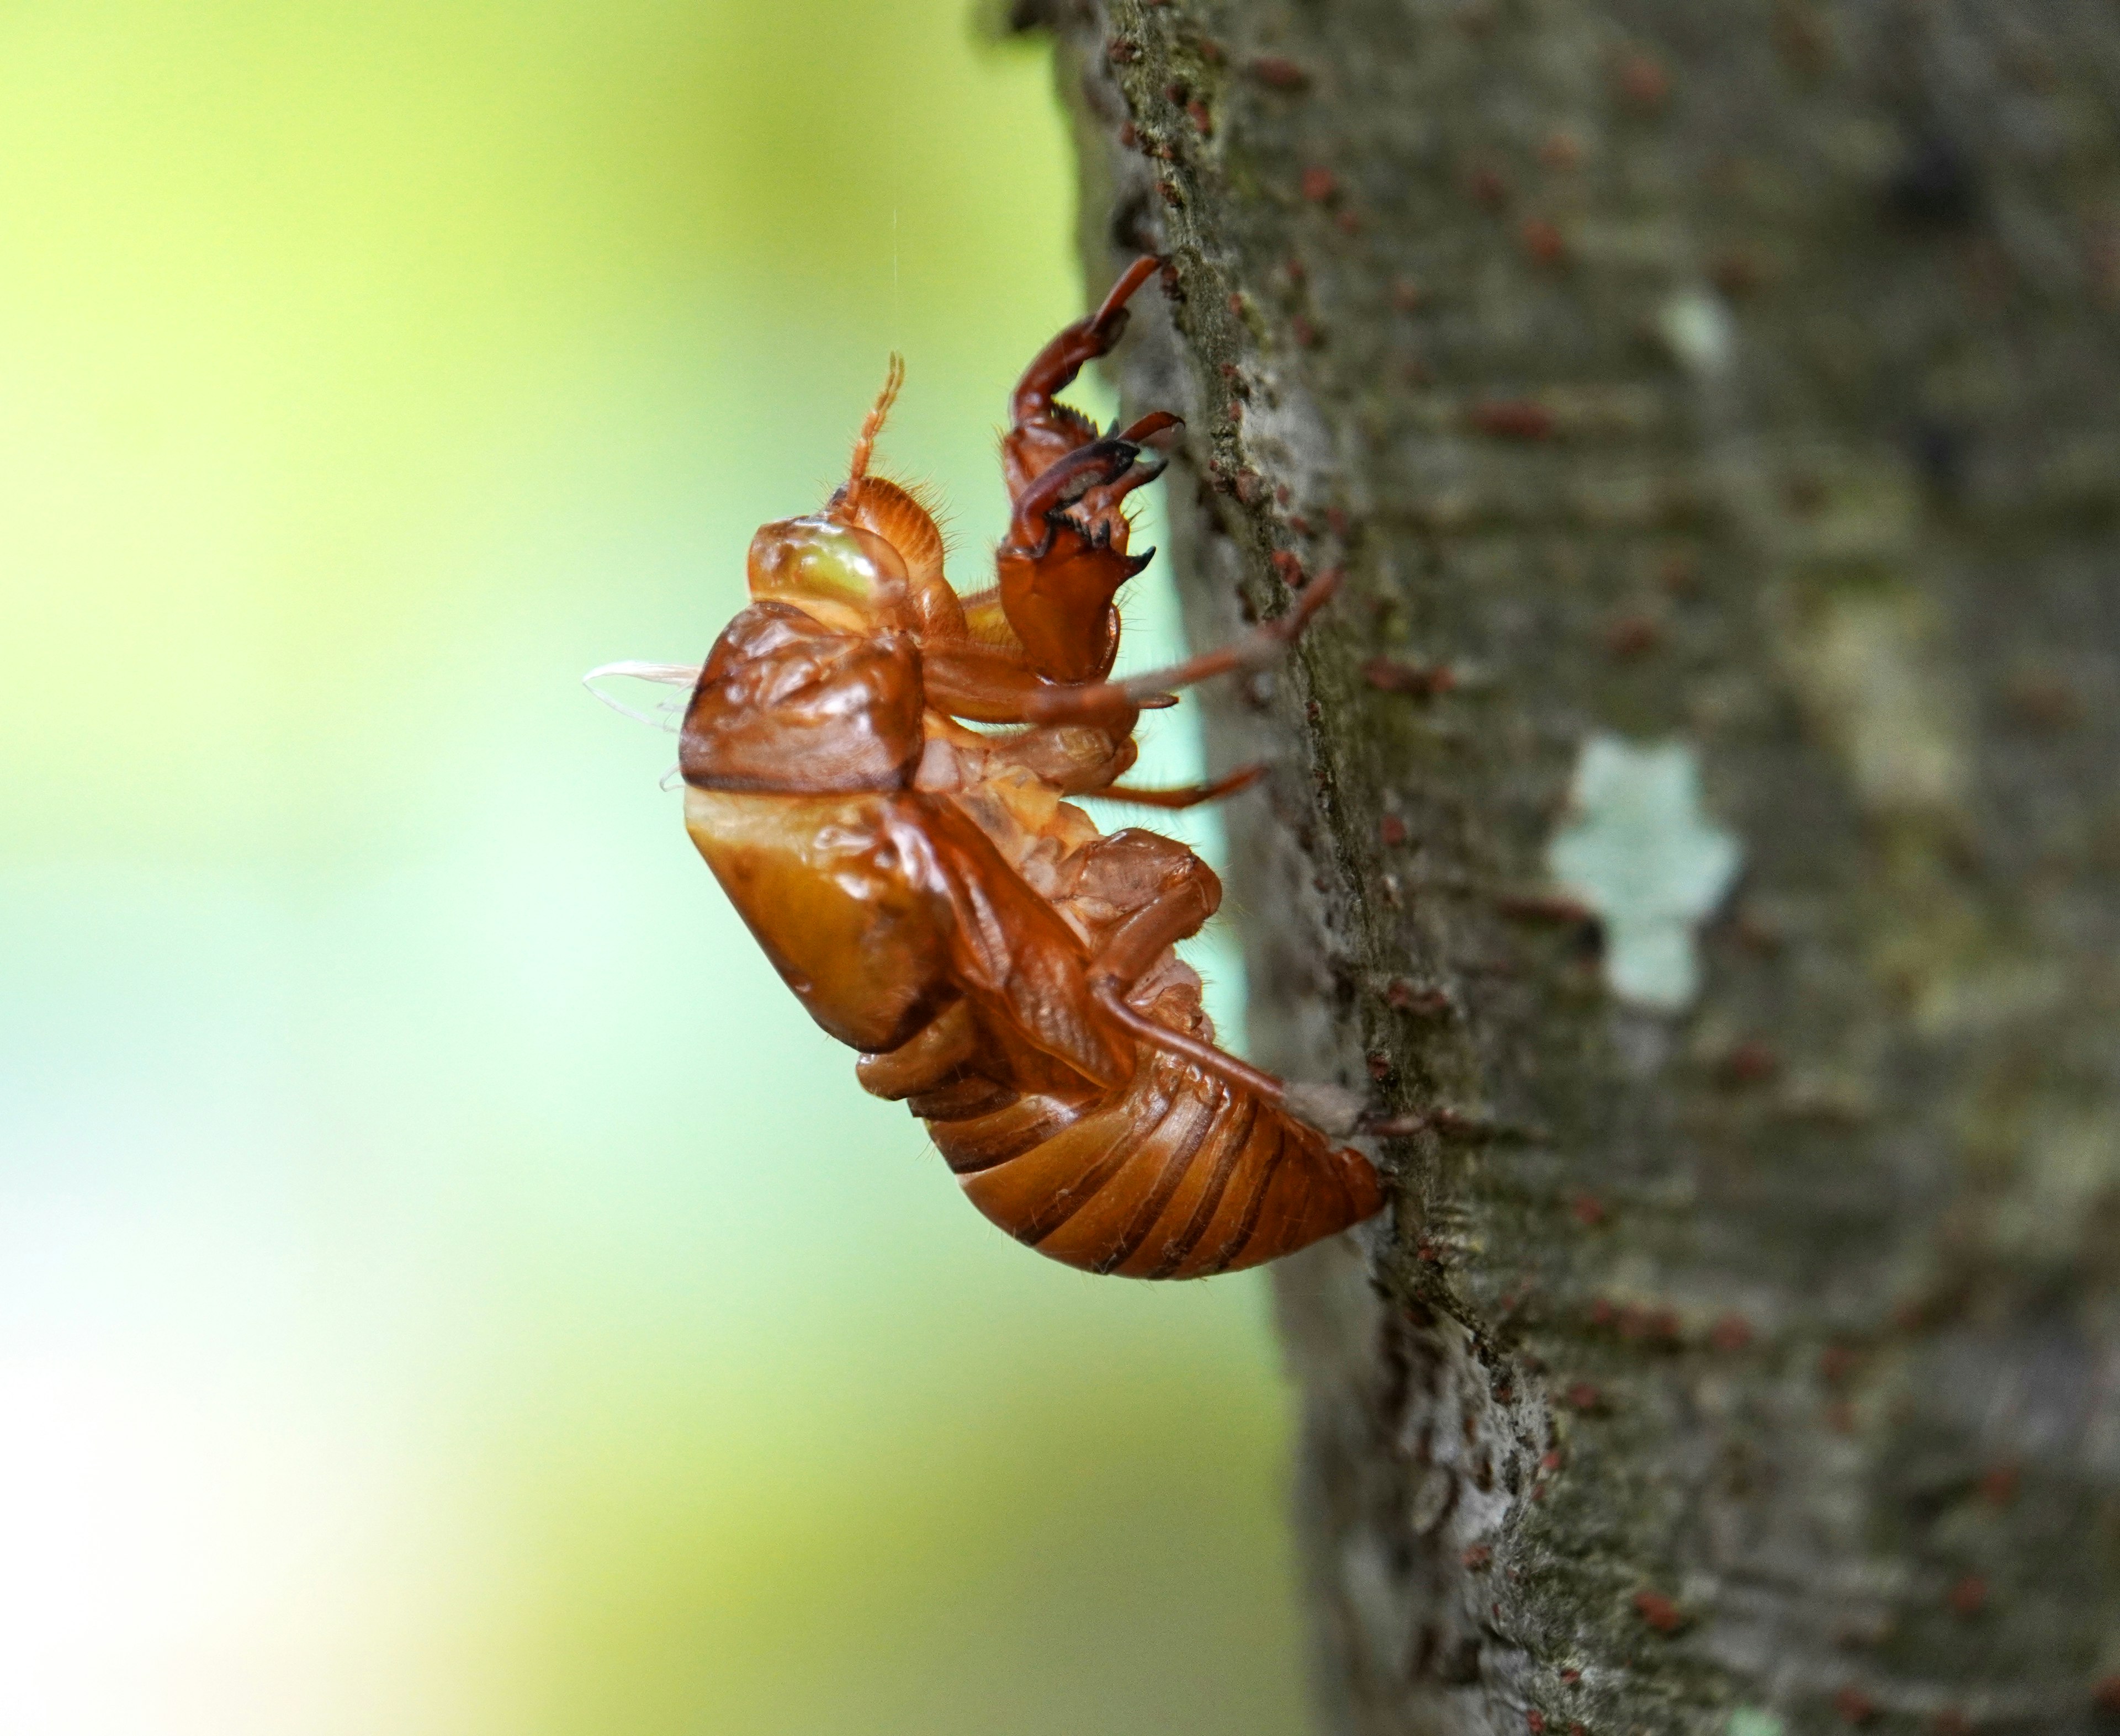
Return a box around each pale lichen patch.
[1991,1111,2120,1262]
[1790,591,1968,820]
[1547,736,1743,1012]
[1657,287,1736,379]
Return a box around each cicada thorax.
[676,566,941,1052]
[680,512,1134,1082]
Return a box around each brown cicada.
[598,259,1384,1278]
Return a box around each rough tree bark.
[1011,2,2120,1731]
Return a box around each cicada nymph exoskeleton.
[607,258,1385,1278]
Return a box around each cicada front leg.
[1003,254,1164,488]
[991,257,1181,685]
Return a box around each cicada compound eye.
[747,516,910,634]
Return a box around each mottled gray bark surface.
[1016,2,2120,1730]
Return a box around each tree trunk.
[1016,1,2120,1730]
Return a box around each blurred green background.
[0,3,1313,1733]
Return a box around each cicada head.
[745,515,913,635]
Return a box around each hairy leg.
[1094,766,1268,809]
[1021,568,1343,727]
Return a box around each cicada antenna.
[848,352,907,488]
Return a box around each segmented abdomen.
[908,1042,1384,1281]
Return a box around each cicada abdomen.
[860,987,1384,1280]
[850,815,1384,1279]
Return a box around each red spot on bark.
[1379,815,1409,847]
[1618,1307,1681,1345]
[1494,891,1597,925]
[1658,548,1703,593]
[1947,1574,1987,1617]
[1721,1039,1780,1085]
[1467,163,1511,208]
[1710,1313,1755,1353]
[1570,1193,1608,1228]
[1615,52,1671,108]
[1605,614,1661,657]
[1833,1686,1877,1726]
[1469,399,1555,440]
[1462,1543,1492,1569]
[1362,656,1456,698]
[1366,1052,1393,1082]
[1301,165,1339,203]
[1560,1668,1581,1685]
[1564,1382,1604,1413]
[1540,1450,1564,1473]
[1271,549,1307,588]
[1540,132,1583,172]
[1386,979,1453,1018]
[1632,1589,1687,1634]
[1528,1713,1547,1733]
[1187,99,1213,136]
[1233,469,1265,505]
[1105,34,1141,64]
[1247,55,1311,91]
[1117,121,1138,150]
[2006,668,2085,731]
[1226,292,1246,318]
[1711,249,1764,297]
[1521,219,1567,264]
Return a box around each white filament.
[580,660,702,732]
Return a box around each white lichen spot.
[1798,592,1966,819]
[1548,736,1742,1013]
[1657,288,1735,378]
[1726,1711,1785,1736]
